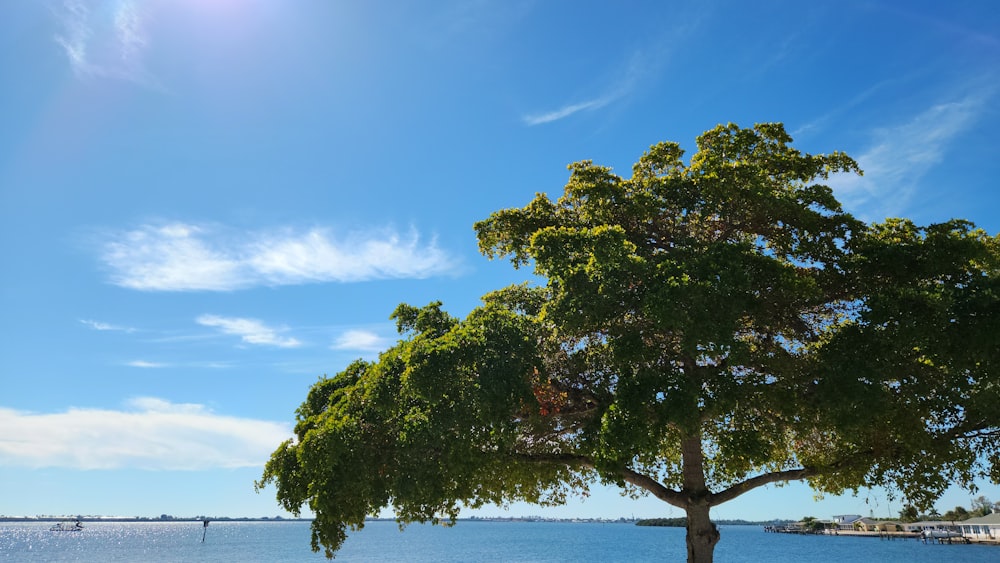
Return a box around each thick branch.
[708,467,814,506]
[707,442,903,507]
[619,466,687,508]
[512,452,687,508]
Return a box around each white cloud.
[100,222,458,291]
[828,95,987,220]
[523,97,616,126]
[103,223,244,291]
[53,0,157,86]
[521,51,646,126]
[113,0,147,65]
[521,24,686,126]
[80,319,135,332]
[249,227,455,284]
[194,361,234,370]
[0,398,291,470]
[53,0,91,69]
[197,314,302,348]
[127,360,168,368]
[332,329,389,352]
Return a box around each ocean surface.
[2,520,996,562]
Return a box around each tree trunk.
[681,435,719,563]
[685,500,719,563]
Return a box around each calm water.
[1,520,996,562]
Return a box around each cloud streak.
[523,97,616,126]
[99,222,458,291]
[197,315,302,348]
[0,398,290,470]
[53,0,156,86]
[80,319,135,332]
[827,95,988,220]
[521,20,690,126]
[521,57,644,126]
[127,360,168,368]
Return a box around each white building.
[831,515,862,530]
[902,520,961,534]
[959,513,1000,542]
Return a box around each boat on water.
[921,529,962,539]
[50,521,84,532]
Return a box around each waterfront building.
[958,513,1000,542]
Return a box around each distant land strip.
[0,516,310,523]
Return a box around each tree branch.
[707,443,896,507]
[708,467,814,506]
[619,467,688,508]
[511,452,687,508]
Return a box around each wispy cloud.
[195,361,235,370]
[332,329,389,353]
[113,0,148,65]
[521,15,695,126]
[0,398,290,470]
[791,79,898,139]
[53,0,91,69]
[127,359,233,370]
[523,98,616,126]
[99,222,459,292]
[827,95,989,220]
[80,319,135,332]
[196,315,302,348]
[521,51,646,126]
[52,0,157,86]
[126,360,167,368]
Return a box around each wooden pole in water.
[202,519,210,543]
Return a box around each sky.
[1,0,998,522]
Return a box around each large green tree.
[258,123,1000,562]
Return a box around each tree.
[800,516,825,532]
[258,123,1000,562]
[899,505,919,523]
[941,505,970,522]
[970,495,994,517]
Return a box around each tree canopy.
[936,496,999,521]
[258,123,1000,562]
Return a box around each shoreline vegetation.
[0,516,309,523]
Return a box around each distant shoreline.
[1,516,779,525]
[0,516,311,523]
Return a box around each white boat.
[49,521,84,532]
[921,529,961,539]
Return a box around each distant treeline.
[636,518,785,527]
[636,518,686,527]
[0,516,310,523]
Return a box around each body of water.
[2,520,996,562]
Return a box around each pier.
[763,525,1000,546]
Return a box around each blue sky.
[1,0,998,521]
